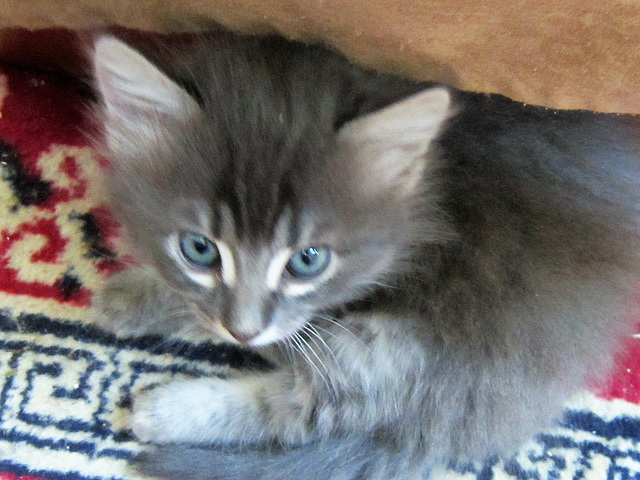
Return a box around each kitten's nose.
[227,328,259,344]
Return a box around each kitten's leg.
[131,370,316,446]
[131,314,402,447]
[131,316,419,480]
[93,266,196,337]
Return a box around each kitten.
[91,32,640,480]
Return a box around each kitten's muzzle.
[190,302,256,344]
[226,327,259,344]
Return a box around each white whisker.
[310,323,337,339]
[301,326,334,379]
[278,340,298,371]
[142,308,196,326]
[288,334,315,377]
[90,248,127,263]
[315,315,373,355]
[370,280,399,290]
[298,330,339,400]
[303,324,339,366]
[291,332,332,392]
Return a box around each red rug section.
[0,216,90,306]
[0,473,43,480]
[0,68,101,307]
[599,330,640,404]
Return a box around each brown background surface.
[0,1,638,113]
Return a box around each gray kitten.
[91,33,640,480]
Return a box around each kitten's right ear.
[92,36,199,150]
[338,88,451,199]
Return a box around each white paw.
[131,387,171,443]
[130,378,236,444]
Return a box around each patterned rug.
[0,64,638,480]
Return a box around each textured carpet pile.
[0,65,638,480]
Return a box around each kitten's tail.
[135,438,412,480]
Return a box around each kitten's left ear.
[92,36,200,151]
[339,88,451,197]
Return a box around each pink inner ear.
[94,36,199,120]
[338,89,450,201]
[339,88,450,153]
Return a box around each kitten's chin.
[250,325,292,347]
[246,320,312,347]
[195,318,291,347]
[195,309,307,347]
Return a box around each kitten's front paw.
[130,377,267,445]
[131,388,169,443]
[131,379,232,444]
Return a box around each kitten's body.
[92,34,640,480]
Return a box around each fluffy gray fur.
[91,32,640,480]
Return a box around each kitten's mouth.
[249,326,289,346]
[189,302,285,346]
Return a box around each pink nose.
[227,328,259,344]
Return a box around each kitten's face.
[153,199,389,346]
[93,36,450,346]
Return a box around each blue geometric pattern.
[0,309,268,480]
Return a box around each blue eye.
[286,247,331,279]
[179,232,220,268]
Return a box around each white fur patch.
[265,249,292,291]
[283,282,318,297]
[251,325,286,346]
[184,270,215,289]
[216,240,236,287]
